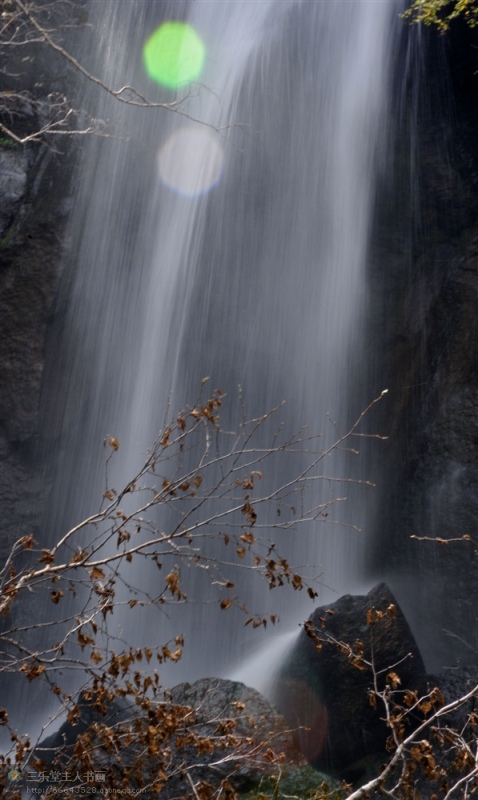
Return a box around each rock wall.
[0,2,80,560]
[368,22,478,670]
[0,135,73,559]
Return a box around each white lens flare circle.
[157,127,224,197]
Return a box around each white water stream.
[42,0,404,691]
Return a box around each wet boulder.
[273,583,427,781]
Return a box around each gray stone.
[167,677,302,786]
[32,678,303,799]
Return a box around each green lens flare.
[143,22,205,89]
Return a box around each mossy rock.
[238,763,341,799]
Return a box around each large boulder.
[31,678,304,799]
[167,677,303,787]
[273,583,427,781]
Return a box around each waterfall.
[39,0,405,696]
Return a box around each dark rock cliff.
[368,22,478,670]
[0,139,72,558]
[0,5,80,559]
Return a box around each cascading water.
[38,0,406,704]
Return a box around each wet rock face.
[274,584,427,780]
[0,149,28,238]
[0,227,63,442]
[365,26,478,673]
[0,131,74,559]
[396,224,478,669]
[370,217,478,670]
[0,0,84,558]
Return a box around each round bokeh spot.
[143,22,205,89]
[157,127,224,197]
